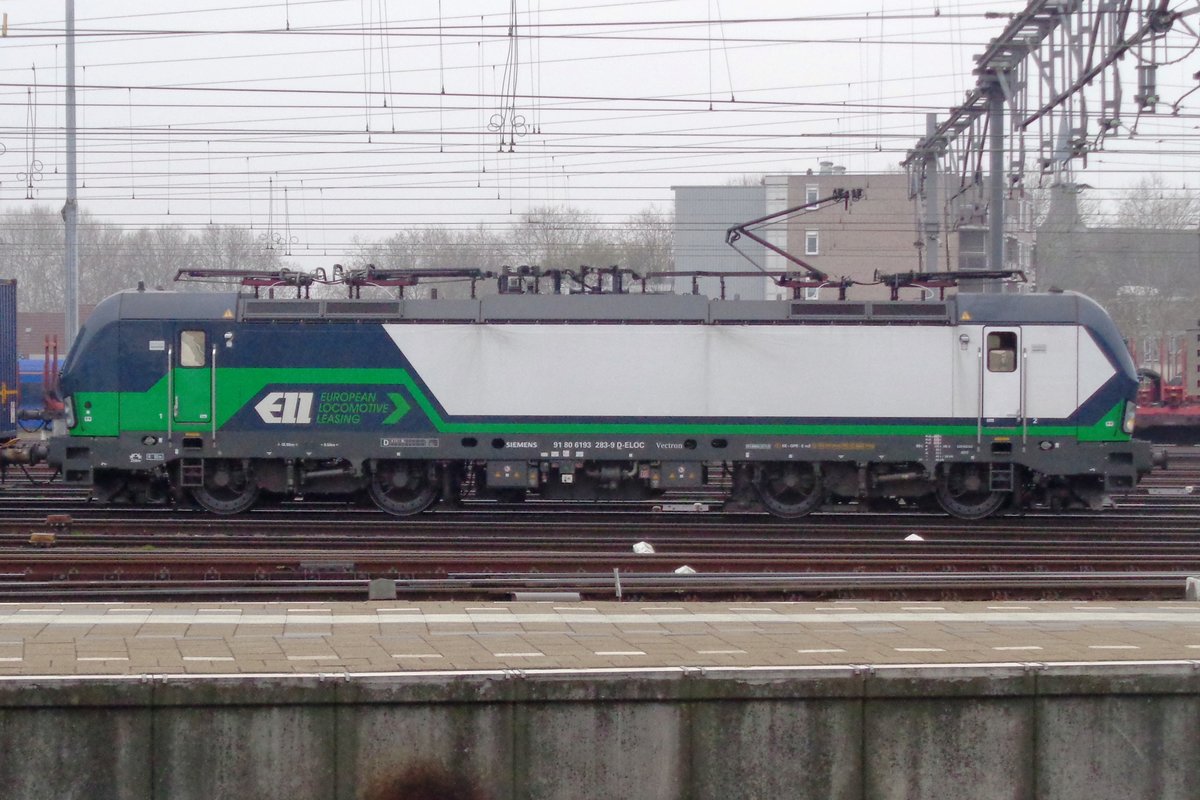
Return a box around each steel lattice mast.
[904,1,1197,273]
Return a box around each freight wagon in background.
[45,267,1157,520]
[1132,325,1200,443]
[0,280,17,441]
[16,358,63,431]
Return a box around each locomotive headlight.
[1122,401,1137,435]
[63,397,76,429]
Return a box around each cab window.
[180,330,207,367]
[986,331,1017,373]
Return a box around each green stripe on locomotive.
[68,365,1132,442]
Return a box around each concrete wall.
[2,663,1199,799]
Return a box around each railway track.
[0,571,1187,603]
[0,514,1197,602]
[0,448,1198,601]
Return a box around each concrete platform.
[2,599,1200,676]
[5,601,1200,798]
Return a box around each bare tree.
[2,210,288,311]
[726,174,765,187]
[80,220,146,303]
[347,226,506,299]
[2,206,65,311]
[1036,177,1200,360]
[346,205,676,297]
[115,227,195,287]
[510,205,620,269]
[1113,175,1200,229]
[193,224,283,271]
[617,206,674,278]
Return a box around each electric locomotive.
[46,268,1154,519]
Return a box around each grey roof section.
[75,291,240,341]
[480,293,711,322]
[397,299,480,322]
[119,290,241,320]
[788,301,952,324]
[65,290,241,376]
[709,300,793,321]
[86,289,1114,329]
[954,290,1105,325]
[240,298,323,320]
[236,294,716,323]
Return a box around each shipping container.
[0,280,16,439]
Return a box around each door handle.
[173,395,179,415]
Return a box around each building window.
[804,230,819,256]
[805,184,819,206]
[180,330,207,367]
[986,332,1017,373]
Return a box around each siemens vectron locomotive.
[47,275,1153,519]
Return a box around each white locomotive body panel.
[387,322,1117,424]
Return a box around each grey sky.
[0,1,1196,270]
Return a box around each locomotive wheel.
[368,460,440,516]
[934,464,1007,520]
[191,460,259,515]
[755,463,826,518]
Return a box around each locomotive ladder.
[988,463,1015,492]
[179,458,204,487]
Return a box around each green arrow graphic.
[382,392,411,425]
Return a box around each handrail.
[976,345,984,446]
[210,344,217,445]
[1021,346,1029,444]
[166,344,173,446]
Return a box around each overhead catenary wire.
[0,0,1195,274]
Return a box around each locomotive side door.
[173,327,213,426]
[118,320,172,432]
[981,326,1022,423]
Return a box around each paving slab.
[0,600,1199,676]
